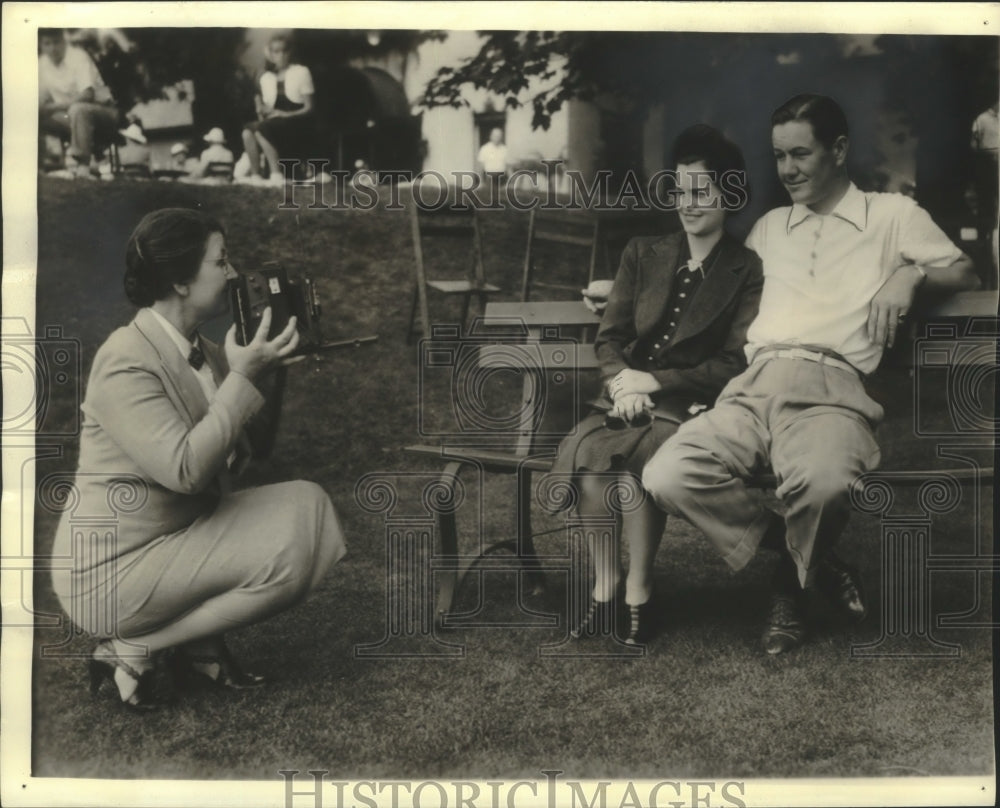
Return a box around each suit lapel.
[669,234,747,347]
[132,308,209,428]
[633,232,682,336]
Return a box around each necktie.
[188,344,205,370]
[683,258,705,278]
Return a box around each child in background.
[168,142,200,176]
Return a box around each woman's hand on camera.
[610,393,653,423]
[609,369,660,400]
[225,307,300,382]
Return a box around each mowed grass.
[28,176,994,780]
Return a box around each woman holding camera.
[51,208,346,712]
[551,125,762,645]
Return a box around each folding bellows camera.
[228,262,377,354]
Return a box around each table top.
[923,289,998,317]
[483,300,601,328]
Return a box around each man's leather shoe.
[761,590,807,655]
[815,553,867,622]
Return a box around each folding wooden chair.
[520,208,607,301]
[118,162,152,179]
[204,161,235,181]
[406,203,500,343]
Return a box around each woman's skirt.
[248,114,314,159]
[51,480,346,638]
[545,411,680,513]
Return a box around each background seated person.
[38,28,120,178]
[166,142,201,177]
[117,121,151,174]
[195,127,235,178]
[240,34,314,187]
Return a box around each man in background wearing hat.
[38,28,120,177]
[195,127,235,178]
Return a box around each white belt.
[753,347,859,378]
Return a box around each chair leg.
[406,283,420,344]
[517,468,545,595]
[435,461,465,618]
[459,293,472,334]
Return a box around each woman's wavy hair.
[123,208,224,307]
[671,123,749,211]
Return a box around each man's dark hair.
[771,94,849,149]
[38,28,65,42]
[124,208,225,307]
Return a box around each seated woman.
[551,124,763,645]
[51,208,347,712]
[240,34,314,186]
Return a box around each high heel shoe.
[569,597,617,639]
[88,641,158,713]
[624,596,660,646]
[171,640,267,691]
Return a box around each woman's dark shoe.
[171,641,267,691]
[624,596,660,646]
[88,640,159,713]
[569,597,617,639]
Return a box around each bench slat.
[406,444,554,472]
[478,343,599,370]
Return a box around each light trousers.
[40,101,118,161]
[642,357,883,587]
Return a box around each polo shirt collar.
[787,182,867,232]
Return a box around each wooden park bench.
[406,291,997,625]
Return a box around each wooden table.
[408,299,603,618]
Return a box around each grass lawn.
[27,176,994,781]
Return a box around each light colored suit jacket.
[54,307,264,569]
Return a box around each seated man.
[195,128,235,179]
[642,94,979,654]
[38,28,119,177]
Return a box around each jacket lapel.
[633,232,682,336]
[668,234,747,347]
[132,307,210,428]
